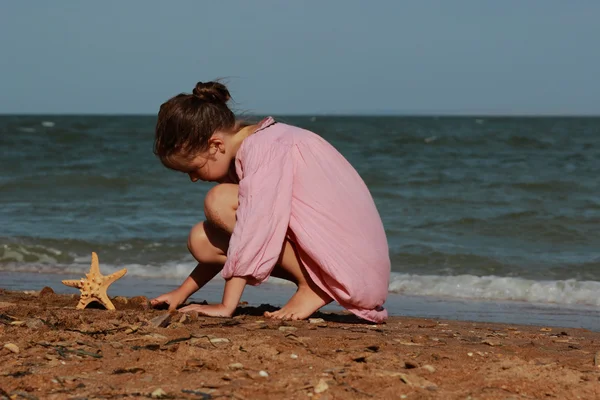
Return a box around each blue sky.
[1,1,599,115]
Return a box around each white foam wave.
[388,273,600,306]
[1,245,62,264]
[106,262,195,279]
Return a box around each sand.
[1,288,599,400]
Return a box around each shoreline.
[1,288,599,399]
[3,270,600,331]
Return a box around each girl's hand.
[179,303,234,317]
[150,289,188,311]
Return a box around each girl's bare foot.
[264,281,332,320]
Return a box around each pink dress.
[222,117,390,322]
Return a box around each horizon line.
[1,112,600,118]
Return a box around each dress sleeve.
[221,143,294,284]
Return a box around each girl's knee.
[203,183,238,229]
[187,222,214,264]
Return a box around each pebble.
[467,352,473,357]
[422,365,436,373]
[290,353,299,359]
[151,388,167,398]
[314,378,329,394]
[595,351,600,367]
[279,326,297,332]
[3,343,20,353]
[482,340,500,346]
[209,337,230,344]
[229,363,244,370]
[142,333,168,341]
[309,318,325,324]
[258,370,269,377]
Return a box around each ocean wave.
[387,273,600,306]
[0,238,186,266]
[0,261,195,280]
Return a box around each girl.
[150,81,390,322]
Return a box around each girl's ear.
[208,137,226,154]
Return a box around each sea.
[1,115,599,330]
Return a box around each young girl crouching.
[151,81,390,323]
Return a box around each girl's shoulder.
[237,118,314,166]
[248,117,318,146]
[241,117,329,160]
[242,118,289,149]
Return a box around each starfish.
[62,252,127,310]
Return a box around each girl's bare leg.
[187,221,298,285]
[190,183,331,320]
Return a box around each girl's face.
[167,138,232,183]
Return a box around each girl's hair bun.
[192,81,231,104]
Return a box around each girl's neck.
[228,121,259,156]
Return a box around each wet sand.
[1,288,600,400]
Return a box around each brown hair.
[154,81,235,165]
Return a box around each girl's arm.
[150,262,221,311]
[222,143,294,283]
[178,276,247,317]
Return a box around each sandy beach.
[3,2,600,398]
[1,288,599,400]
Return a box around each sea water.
[1,116,599,329]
